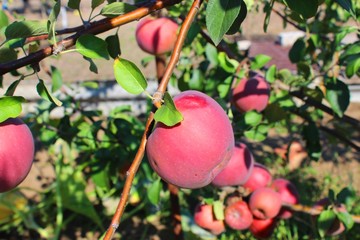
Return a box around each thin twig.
[103,0,203,239]
[0,0,182,75]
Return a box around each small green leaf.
[51,66,63,92]
[336,187,356,210]
[154,92,183,127]
[0,96,25,123]
[217,76,232,98]
[205,43,219,66]
[284,0,318,19]
[36,79,62,106]
[206,0,242,45]
[244,124,269,142]
[335,0,355,15]
[266,65,276,83]
[250,54,272,70]
[100,2,137,17]
[5,79,21,96]
[76,34,109,59]
[289,38,306,63]
[263,0,274,32]
[92,0,105,9]
[218,52,239,72]
[0,47,17,63]
[325,79,350,117]
[303,122,321,160]
[244,111,262,126]
[317,210,337,237]
[336,211,354,230]
[113,58,147,94]
[147,178,162,205]
[213,201,224,221]
[5,20,48,40]
[68,0,81,10]
[189,69,204,91]
[47,0,61,42]
[226,0,247,35]
[264,103,287,122]
[345,57,360,78]
[83,56,98,74]
[105,34,121,59]
[81,81,99,89]
[0,10,9,29]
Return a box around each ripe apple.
[249,217,277,239]
[232,74,270,113]
[212,142,254,187]
[194,204,225,235]
[0,118,35,193]
[135,17,178,55]
[146,90,234,189]
[249,187,282,219]
[224,200,253,230]
[242,163,272,192]
[271,178,299,219]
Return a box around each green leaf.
[336,211,354,230]
[289,38,306,63]
[226,0,247,35]
[335,0,355,15]
[318,210,337,237]
[76,34,109,59]
[51,66,63,92]
[0,96,25,123]
[36,79,62,106]
[81,81,99,89]
[205,43,219,66]
[47,0,61,42]
[217,76,232,98]
[0,10,9,29]
[250,54,272,70]
[83,56,98,74]
[264,103,287,122]
[105,34,121,59]
[263,0,274,32]
[266,65,276,83]
[244,111,262,126]
[100,2,137,17]
[345,57,360,78]
[5,79,21,96]
[147,178,162,205]
[213,201,225,220]
[244,124,269,142]
[92,0,105,9]
[284,0,318,19]
[113,58,147,94]
[5,20,48,40]
[206,0,242,45]
[0,47,17,64]
[218,52,239,72]
[189,69,204,91]
[154,92,183,127]
[303,122,321,160]
[68,0,81,10]
[325,79,350,117]
[336,187,356,210]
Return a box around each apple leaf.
[5,79,21,96]
[266,65,277,83]
[226,0,247,35]
[51,66,63,92]
[105,34,121,59]
[36,79,62,106]
[147,178,162,205]
[0,10,9,29]
[250,54,272,70]
[76,34,109,60]
[0,96,25,123]
[91,0,105,9]
[284,0,318,19]
[325,79,350,117]
[317,209,336,237]
[206,0,242,45]
[5,20,48,41]
[154,92,183,127]
[336,211,354,230]
[113,58,147,94]
[213,201,225,220]
[245,111,262,127]
[68,0,80,10]
[100,2,137,18]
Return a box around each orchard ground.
[2,1,360,239]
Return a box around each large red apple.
[212,142,254,187]
[224,200,253,230]
[135,17,178,55]
[194,204,225,235]
[242,162,272,192]
[0,118,35,193]
[232,74,270,113]
[249,217,277,239]
[249,187,282,219]
[146,90,234,189]
[271,178,299,219]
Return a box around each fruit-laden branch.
[0,0,182,75]
[103,0,203,239]
[283,203,360,224]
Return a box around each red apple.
[249,217,277,239]
[242,163,272,192]
[212,142,254,187]
[224,200,253,230]
[232,74,270,113]
[249,187,282,219]
[135,17,178,55]
[194,204,225,235]
[271,178,299,219]
[146,90,234,189]
[0,118,35,193]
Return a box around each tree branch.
[103,0,203,239]
[0,0,182,75]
